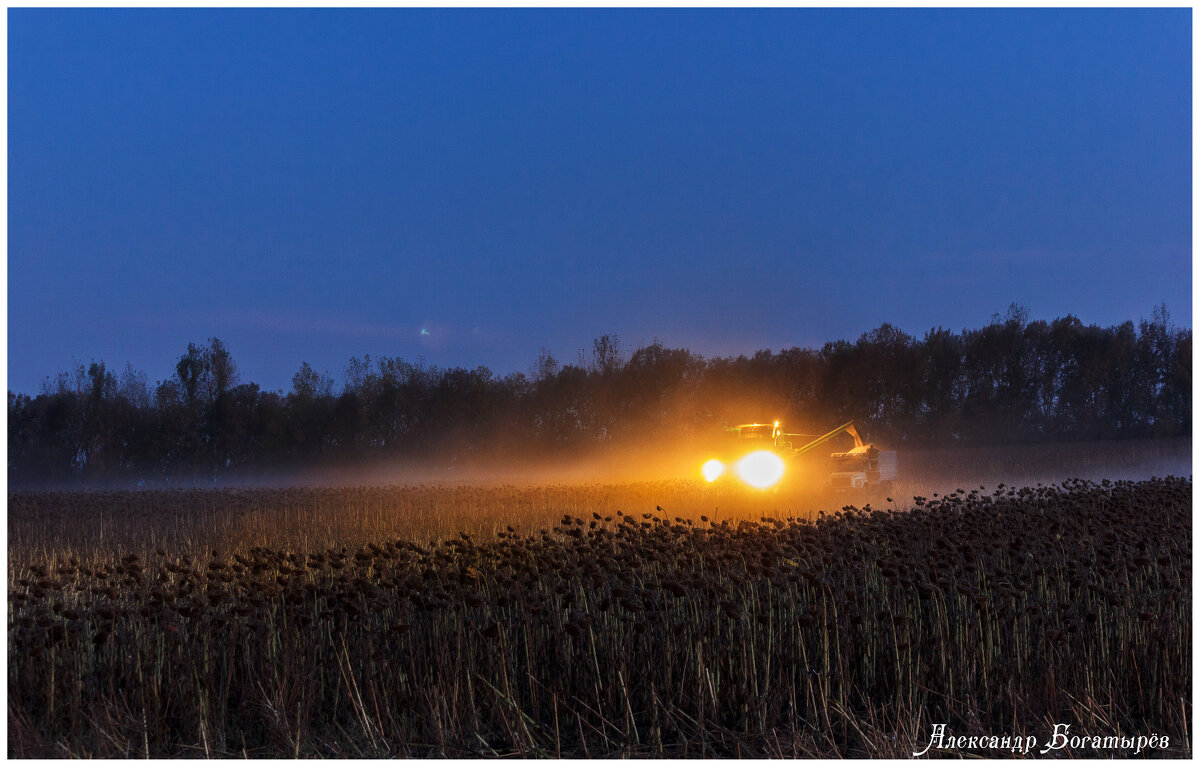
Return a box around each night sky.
[8,8,1191,395]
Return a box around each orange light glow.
[735,450,785,489]
[701,459,725,482]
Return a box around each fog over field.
[10,437,1190,563]
[31,434,1189,493]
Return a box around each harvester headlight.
[701,459,725,482]
[735,450,785,489]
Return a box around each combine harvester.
[700,420,897,491]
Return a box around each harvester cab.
[701,420,897,490]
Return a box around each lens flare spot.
[735,450,785,489]
[701,459,725,482]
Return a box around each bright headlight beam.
[735,450,785,489]
[701,459,725,482]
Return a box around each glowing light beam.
[735,450,785,489]
[701,459,725,482]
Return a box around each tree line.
[8,305,1190,483]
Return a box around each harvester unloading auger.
[700,420,897,490]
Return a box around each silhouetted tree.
[8,312,1191,482]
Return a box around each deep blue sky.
[8,9,1191,394]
